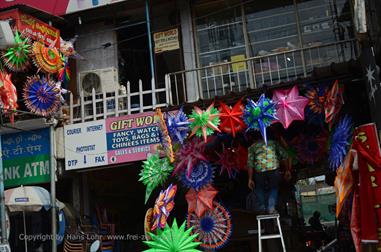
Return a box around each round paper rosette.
[32,41,63,73]
[295,132,328,164]
[180,161,214,191]
[187,201,232,250]
[2,31,31,72]
[23,76,61,117]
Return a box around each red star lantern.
[219,100,246,137]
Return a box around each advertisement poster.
[64,120,107,170]
[1,128,51,188]
[154,28,180,54]
[106,111,160,164]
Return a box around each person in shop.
[308,211,324,231]
[247,128,287,214]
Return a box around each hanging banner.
[106,111,160,164]
[64,120,107,171]
[1,128,51,188]
[0,9,60,48]
[154,28,180,54]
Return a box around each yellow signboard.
[231,54,247,72]
[154,28,180,54]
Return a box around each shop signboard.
[154,28,180,54]
[64,120,107,170]
[64,111,160,170]
[0,9,60,48]
[1,128,51,188]
[106,111,160,164]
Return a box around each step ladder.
[257,214,286,252]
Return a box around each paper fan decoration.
[306,85,328,114]
[23,76,61,117]
[0,71,18,123]
[325,80,344,130]
[151,184,177,231]
[144,219,201,252]
[329,115,353,171]
[166,107,190,144]
[219,100,245,137]
[139,154,173,204]
[272,86,308,129]
[155,108,175,163]
[243,94,277,145]
[174,138,207,176]
[186,184,218,218]
[2,31,31,72]
[187,201,232,250]
[217,145,247,178]
[295,131,328,164]
[144,208,154,240]
[32,41,63,73]
[189,103,220,142]
[180,161,214,191]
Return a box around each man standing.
[247,131,286,214]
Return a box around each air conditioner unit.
[78,67,119,96]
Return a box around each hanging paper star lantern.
[187,201,232,250]
[295,131,328,164]
[174,138,208,176]
[243,94,277,145]
[139,154,173,204]
[144,219,201,252]
[189,103,220,142]
[218,100,245,137]
[272,86,309,129]
[329,115,353,171]
[32,41,64,73]
[0,71,18,123]
[151,184,177,231]
[2,31,31,72]
[155,108,175,163]
[180,161,214,191]
[325,80,344,130]
[23,76,61,117]
[185,184,218,218]
[217,145,247,178]
[144,208,154,240]
[166,107,190,144]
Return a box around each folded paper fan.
[2,31,31,72]
[32,41,63,73]
[23,75,61,117]
[151,184,177,231]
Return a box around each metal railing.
[166,39,359,105]
[63,78,170,124]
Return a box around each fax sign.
[95,156,105,163]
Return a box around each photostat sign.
[1,128,51,188]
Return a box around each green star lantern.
[2,31,31,72]
[143,219,201,252]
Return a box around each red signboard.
[0,9,60,48]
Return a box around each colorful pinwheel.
[32,41,63,73]
[180,161,214,191]
[166,107,190,144]
[185,184,218,218]
[155,108,175,163]
[144,219,201,252]
[219,100,245,137]
[174,138,208,176]
[187,201,232,250]
[188,103,220,142]
[243,94,277,145]
[272,86,308,129]
[0,71,18,123]
[139,154,173,204]
[151,184,177,231]
[325,80,344,130]
[329,115,353,171]
[23,76,61,117]
[217,145,247,178]
[2,31,31,72]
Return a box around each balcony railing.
[64,79,170,124]
[165,39,359,105]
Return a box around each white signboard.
[64,120,107,170]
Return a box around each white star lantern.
[366,65,379,101]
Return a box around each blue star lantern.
[166,107,190,144]
[243,94,277,145]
